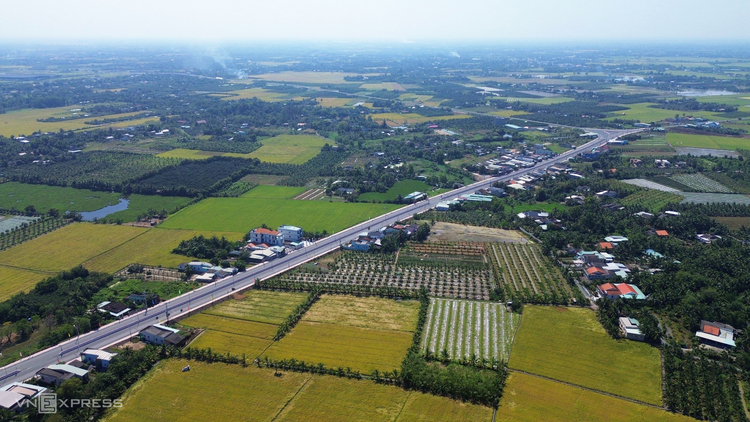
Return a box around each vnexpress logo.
[37,392,57,414]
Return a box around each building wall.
[279,227,303,242]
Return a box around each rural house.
[249,228,284,246]
[140,324,184,346]
[619,317,645,341]
[597,283,646,300]
[0,383,47,412]
[696,321,736,349]
[97,301,131,318]
[81,349,117,371]
[278,225,303,242]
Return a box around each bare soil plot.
[428,222,529,243]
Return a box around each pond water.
[79,198,129,221]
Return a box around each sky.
[2,0,749,43]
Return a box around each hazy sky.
[2,0,749,43]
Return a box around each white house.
[249,228,283,246]
[619,317,645,341]
[0,383,47,412]
[81,349,117,370]
[278,225,303,242]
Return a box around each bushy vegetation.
[172,235,239,259]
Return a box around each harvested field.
[496,372,694,422]
[105,359,310,422]
[509,306,663,405]
[490,243,576,304]
[428,223,529,243]
[247,134,329,164]
[303,295,419,332]
[421,298,519,361]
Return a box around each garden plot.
[619,190,684,212]
[671,173,733,193]
[275,248,493,300]
[421,298,519,362]
[680,192,750,204]
[490,243,576,305]
[621,178,681,192]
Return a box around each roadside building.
[278,225,303,242]
[0,383,47,412]
[81,349,117,371]
[140,324,184,346]
[97,301,131,318]
[47,364,89,382]
[249,228,283,246]
[36,368,73,386]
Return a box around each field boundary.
[0,263,55,274]
[270,374,313,422]
[509,368,665,409]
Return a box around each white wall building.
[278,225,303,242]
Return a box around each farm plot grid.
[490,243,576,304]
[276,247,493,300]
[421,298,519,362]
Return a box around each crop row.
[421,298,518,362]
[619,190,684,212]
[490,243,573,305]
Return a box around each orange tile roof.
[599,242,614,250]
[703,325,720,336]
[616,284,636,295]
[254,228,279,235]
[599,282,616,290]
[656,230,669,236]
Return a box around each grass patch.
[666,133,750,151]
[0,182,120,213]
[0,223,145,273]
[104,359,310,422]
[83,228,242,273]
[100,194,193,223]
[606,102,720,123]
[712,216,750,230]
[155,148,252,160]
[358,180,432,202]
[496,372,694,422]
[159,197,399,234]
[0,106,157,137]
[546,144,570,154]
[0,266,48,301]
[247,134,330,164]
[509,306,663,405]
[303,294,420,332]
[239,173,287,185]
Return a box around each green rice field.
[666,133,750,151]
[358,180,432,202]
[159,196,399,234]
[247,134,331,164]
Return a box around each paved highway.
[0,127,638,385]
